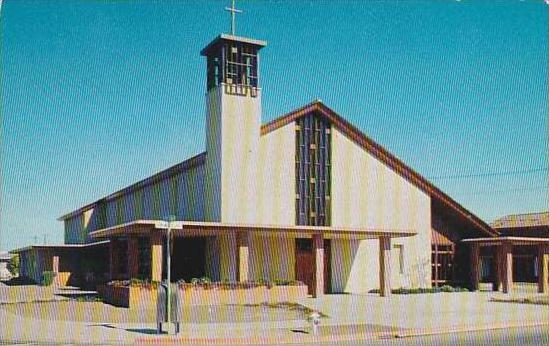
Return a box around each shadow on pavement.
[125,328,159,335]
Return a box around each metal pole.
[166,220,171,329]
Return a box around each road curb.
[135,331,384,345]
[387,321,549,339]
[134,321,549,345]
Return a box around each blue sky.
[1,0,547,251]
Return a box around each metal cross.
[225,0,242,36]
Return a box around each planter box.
[102,285,157,308]
[101,284,307,309]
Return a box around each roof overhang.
[201,34,267,56]
[89,220,417,240]
[462,237,549,247]
[10,240,110,254]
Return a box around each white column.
[312,234,324,298]
[237,231,250,282]
[379,236,392,297]
[501,242,513,294]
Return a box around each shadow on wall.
[331,239,359,293]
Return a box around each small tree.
[41,271,56,286]
[7,255,19,277]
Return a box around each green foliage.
[369,286,469,294]
[41,271,56,286]
[274,279,304,286]
[7,255,19,276]
[75,295,102,302]
[108,278,162,290]
[190,277,211,286]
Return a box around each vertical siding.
[142,184,153,220]
[64,215,84,244]
[256,123,295,225]
[63,161,206,245]
[106,200,117,228]
[177,164,205,221]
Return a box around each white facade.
[204,86,262,224]
[330,127,432,292]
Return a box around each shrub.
[7,255,19,276]
[440,285,455,292]
[368,286,467,295]
[41,271,56,286]
[274,279,304,286]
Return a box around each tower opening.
[201,35,266,96]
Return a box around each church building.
[15,30,509,297]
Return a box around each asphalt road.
[326,326,548,346]
[1,325,548,346]
[207,325,549,346]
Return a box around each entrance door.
[170,237,206,282]
[295,238,331,294]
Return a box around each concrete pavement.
[0,291,548,345]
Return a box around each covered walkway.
[463,237,549,294]
[90,220,417,298]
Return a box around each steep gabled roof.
[261,100,498,237]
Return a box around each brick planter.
[101,284,307,309]
[102,285,158,308]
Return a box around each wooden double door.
[295,238,331,294]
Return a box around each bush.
[41,271,56,286]
[440,285,455,292]
[274,279,304,286]
[368,286,469,295]
[7,255,19,276]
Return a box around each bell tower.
[201,27,267,223]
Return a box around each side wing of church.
[17,33,498,296]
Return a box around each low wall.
[101,284,308,309]
[55,272,72,287]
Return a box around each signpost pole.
[166,217,172,330]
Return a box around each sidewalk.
[1,291,548,345]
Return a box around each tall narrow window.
[295,113,331,226]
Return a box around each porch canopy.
[90,220,417,298]
[462,237,549,294]
[89,220,416,239]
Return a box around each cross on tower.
[225,0,242,36]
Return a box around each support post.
[237,231,249,282]
[127,237,139,279]
[312,233,324,298]
[225,232,238,282]
[151,233,163,282]
[470,243,480,291]
[109,239,116,280]
[501,241,513,294]
[52,255,59,286]
[434,243,439,288]
[379,236,391,297]
[492,245,502,292]
[538,244,548,294]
